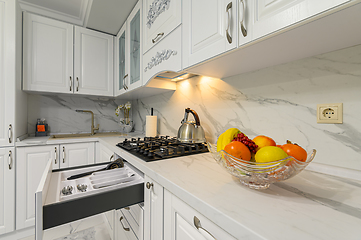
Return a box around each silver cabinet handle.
[152,32,164,43]
[8,150,12,170]
[239,0,247,37]
[55,147,57,164]
[76,77,79,92]
[70,76,72,91]
[146,182,153,189]
[123,74,129,90]
[62,146,65,163]
[8,124,12,143]
[119,216,130,231]
[194,216,216,239]
[226,2,233,44]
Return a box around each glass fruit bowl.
[207,142,316,190]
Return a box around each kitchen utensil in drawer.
[67,157,125,180]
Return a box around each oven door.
[35,160,144,240]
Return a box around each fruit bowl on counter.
[207,141,317,190]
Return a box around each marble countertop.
[17,134,361,239]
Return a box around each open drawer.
[35,160,144,240]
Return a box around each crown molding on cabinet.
[18,0,93,26]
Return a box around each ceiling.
[19,0,138,35]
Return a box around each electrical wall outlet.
[317,103,343,123]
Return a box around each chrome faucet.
[75,110,99,135]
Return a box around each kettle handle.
[185,108,201,126]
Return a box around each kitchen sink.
[49,132,124,139]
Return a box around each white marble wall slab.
[27,95,133,135]
[133,44,361,171]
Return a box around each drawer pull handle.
[119,216,130,231]
[62,146,65,163]
[8,150,12,170]
[226,2,233,44]
[146,182,153,189]
[70,76,72,91]
[239,0,247,37]
[55,147,57,164]
[152,32,164,43]
[8,124,12,143]
[194,216,217,239]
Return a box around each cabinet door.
[164,190,237,240]
[114,23,128,96]
[252,0,349,40]
[98,143,114,163]
[16,145,57,230]
[60,142,95,169]
[127,1,143,91]
[183,0,237,69]
[74,26,114,96]
[23,13,73,94]
[0,147,15,234]
[142,0,181,53]
[144,175,163,240]
[0,0,14,147]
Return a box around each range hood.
[154,71,198,82]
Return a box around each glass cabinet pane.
[119,31,126,90]
[130,10,140,85]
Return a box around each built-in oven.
[35,158,144,240]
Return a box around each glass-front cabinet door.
[128,1,142,90]
[115,24,127,96]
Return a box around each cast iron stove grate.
[116,136,208,162]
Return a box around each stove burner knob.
[138,137,141,141]
[124,138,128,142]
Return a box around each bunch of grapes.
[233,133,258,153]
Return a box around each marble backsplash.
[133,44,361,171]
[27,95,130,134]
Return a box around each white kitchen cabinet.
[59,142,95,169]
[23,13,114,96]
[142,0,181,54]
[97,142,115,163]
[164,189,237,240]
[182,0,238,69]
[144,175,163,240]
[74,26,114,96]
[0,0,26,148]
[250,0,350,41]
[16,142,95,230]
[114,1,142,96]
[0,147,15,235]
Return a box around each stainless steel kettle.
[177,108,206,143]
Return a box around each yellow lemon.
[255,146,288,163]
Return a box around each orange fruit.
[224,141,251,162]
[280,144,307,162]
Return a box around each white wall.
[133,44,361,171]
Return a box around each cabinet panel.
[16,145,56,230]
[60,142,95,169]
[142,0,181,53]
[129,6,142,89]
[144,175,163,240]
[0,0,15,147]
[74,26,114,96]
[252,0,349,39]
[23,13,73,94]
[98,143,114,163]
[0,147,15,235]
[183,0,237,68]
[164,190,237,240]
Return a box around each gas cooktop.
[116,136,208,162]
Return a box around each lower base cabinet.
[164,189,236,240]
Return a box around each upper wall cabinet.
[23,13,114,97]
[114,0,142,96]
[74,26,114,96]
[182,0,238,69]
[142,0,181,54]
